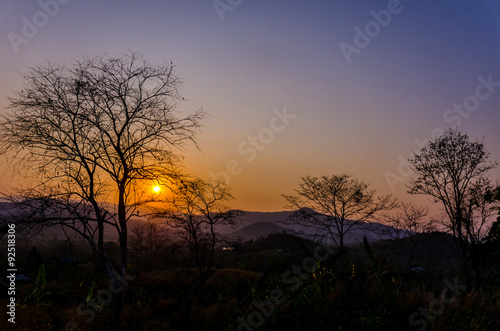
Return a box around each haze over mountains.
[0,201,398,244]
[218,211,397,244]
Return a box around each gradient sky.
[1,0,499,212]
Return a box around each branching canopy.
[283,174,397,249]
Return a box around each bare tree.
[130,221,171,257]
[0,52,206,286]
[150,177,240,300]
[282,174,397,250]
[379,202,433,273]
[129,220,172,270]
[408,128,498,287]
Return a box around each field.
[1,232,500,331]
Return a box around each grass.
[1,234,500,330]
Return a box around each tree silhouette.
[0,52,206,286]
[151,176,240,301]
[282,174,397,250]
[129,220,172,274]
[408,128,498,287]
[378,202,433,273]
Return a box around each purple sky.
[1,0,499,211]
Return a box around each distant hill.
[0,201,15,217]
[214,210,294,234]
[227,221,297,241]
[0,201,398,244]
[217,210,398,245]
[0,200,146,241]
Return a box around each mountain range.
[217,210,397,244]
[0,201,398,244]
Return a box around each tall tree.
[0,52,206,286]
[408,128,498,287]
[282,174,397,250]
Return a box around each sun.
[153,185,161,193]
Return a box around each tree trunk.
[97,250,120,288]
[118,182,128,304]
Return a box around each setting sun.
[153,185,161,193]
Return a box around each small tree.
[378,202,433,273]
[282,174,397,250]
[151,177,240,300]
[129,220,172,272]
[408,128,498,287]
